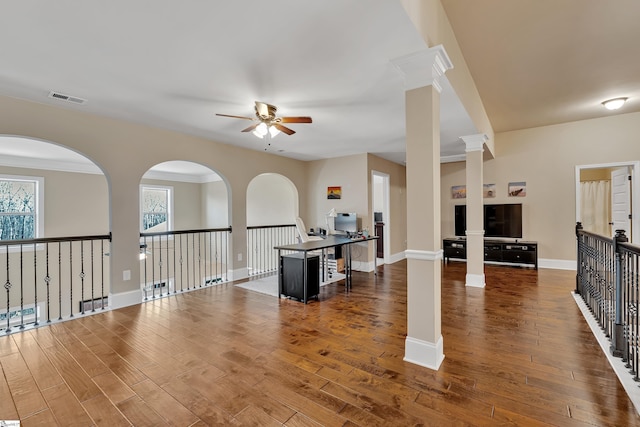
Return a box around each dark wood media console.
[443,238,538,269]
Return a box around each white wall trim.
[389,251,406,264]
[461,134,488,152]
[405,249,443,261]
[573,292,640,415]
[404,335,445,370]
[391,44,453,92]
[465,229,485,237]
[109,289,143,309]
[538,258,576,270]
[229,267,248,281]
[465,273,486,288]
[440,154,466,164]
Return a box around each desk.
[274,235,378,303]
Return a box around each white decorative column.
[461,134,488,288]
[392,45,452,370]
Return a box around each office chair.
[295,217,323,243]
[295,217,333,279]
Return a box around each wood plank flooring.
[1,260,639,426]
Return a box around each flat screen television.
[334,212,357,233]
[454,204,522,238]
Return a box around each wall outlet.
[123,270,131,281]
[237,253,242,261]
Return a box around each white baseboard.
[389,251,406,264]
[230,267,249,281]
[465,273,485,288]
[109,289,143,309]
[538,258,576,270]
[573,292,640,415]
[404,335,444,370]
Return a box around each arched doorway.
[246,173,299,275]
[139,160,231,297]
[0,135,110,331]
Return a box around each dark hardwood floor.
[1,260,639,426]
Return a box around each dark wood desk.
[274,235,378,303]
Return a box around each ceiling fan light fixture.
[268,126,280,138]
[252,130,264,139]
[602,97,628,110]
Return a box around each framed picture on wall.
[508,181,526,197]
[451,185,466,199]
[327,186,341,199]
[483,184,496,198]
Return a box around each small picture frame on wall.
[327,186,341,199]
[483,184,496,198]
[451,185,466,199]
[508,181,526,197]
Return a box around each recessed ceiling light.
[602,97,628,110]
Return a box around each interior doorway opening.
[372,170,390,265]
[575,161,639,243]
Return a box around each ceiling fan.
[216,101,312,138]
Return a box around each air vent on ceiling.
[48,91,87,105]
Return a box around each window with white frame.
[141,185,173,231]
[0,175,43,241]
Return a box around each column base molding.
[404,335,444,370]
[405,249,443,261]
[465,273,486,288]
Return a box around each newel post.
[611,229,628,358]
[575,222,583,295]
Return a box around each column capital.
[461,134,488,152]
[392,44,453,92]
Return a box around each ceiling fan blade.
[280,117,313,124]
[216,113,254,120]
[255,101,269,118]
[274,124,296,135]
[241,123,260,133]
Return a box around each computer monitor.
[334,212,357,233]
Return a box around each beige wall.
[141,178,203,230]
[0,166,109,237]
[442,111,640,262]
[306,153,408,266]
[367,154,408,258]
[246,173,298,226]
[0,94,309,297]
[202,180,229,229]
[307,154,368,232]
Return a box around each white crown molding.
[0,154,103,175]
[142,170,222,184]
[0,154,221,183]
[391,44,453,92]
[461,134,488,152]
[440,154,466,164]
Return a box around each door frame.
[575,161,639,242]
[371,170,390,265]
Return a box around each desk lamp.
[325,208,337,235]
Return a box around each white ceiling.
[0,0,475,174]
[0,1,636,178]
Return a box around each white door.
[611,167,631,238]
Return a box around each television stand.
[443,238,537,269]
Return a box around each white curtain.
[581,180,611,236]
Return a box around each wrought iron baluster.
[5,244,12,333]
[80,240,85,315]
[45,242,51,322]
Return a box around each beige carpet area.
[235,272,345,298]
